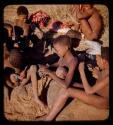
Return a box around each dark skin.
[36,55,109,121]
[14,14,30,36]
[39,43,78,88]
[74,4,102,40]
[13,14,30,48]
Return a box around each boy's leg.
[36,88,69,121]
[36,87,108,121]
[67,88,109,109]
[30,65,45,107]
[79,19,97,40]
[30,65,38,100]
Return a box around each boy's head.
[56,66,68,79]
[4,23,13,37]
[4,67,15,83]
[66,30,81,48]
[53,35,71,57]
[9,49,24,69]
[17,6,29,21]
[96,47,109,70]
[80,4,93,11]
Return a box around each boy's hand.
[19,71,26,80]
[92,67,99,79]
[79,62,85,72]
[14,43,19,48]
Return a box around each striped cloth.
[29,10,74,32]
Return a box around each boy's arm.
[64,58,77,88]
[79,62,109,94]
[47,58,77,88]
[87,75,109,94]
[77,8,94,20]
[72,82,84,88]
[20,69,31,86]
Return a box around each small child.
[8,49,28,85]
[14,6,30,37]
[14,6,30,49]
[9,49,47,108]
[76,4,102,40]
[55,66,68,80]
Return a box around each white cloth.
[53,28,71,38]
[57,28,71,34]
[84,40,101,55]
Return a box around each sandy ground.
[3,4,109,121]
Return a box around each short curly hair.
[9,49,24,69]
[17,6,29,16]
[53,35,71,49]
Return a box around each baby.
[56,66,68,80]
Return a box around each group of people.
[4,4,109,121]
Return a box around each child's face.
[18,14,27,21]
[54,43,68,57]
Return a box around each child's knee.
[100,99,109,109]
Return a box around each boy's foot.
[35,114,48,121]
[34,98,48,110]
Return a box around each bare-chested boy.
[38,35,78,88]
[13,6,30,49]
[76,4,102,40]
[14,6,30,37]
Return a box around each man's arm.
[79,62,109,94]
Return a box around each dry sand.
[3,4,109,121]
